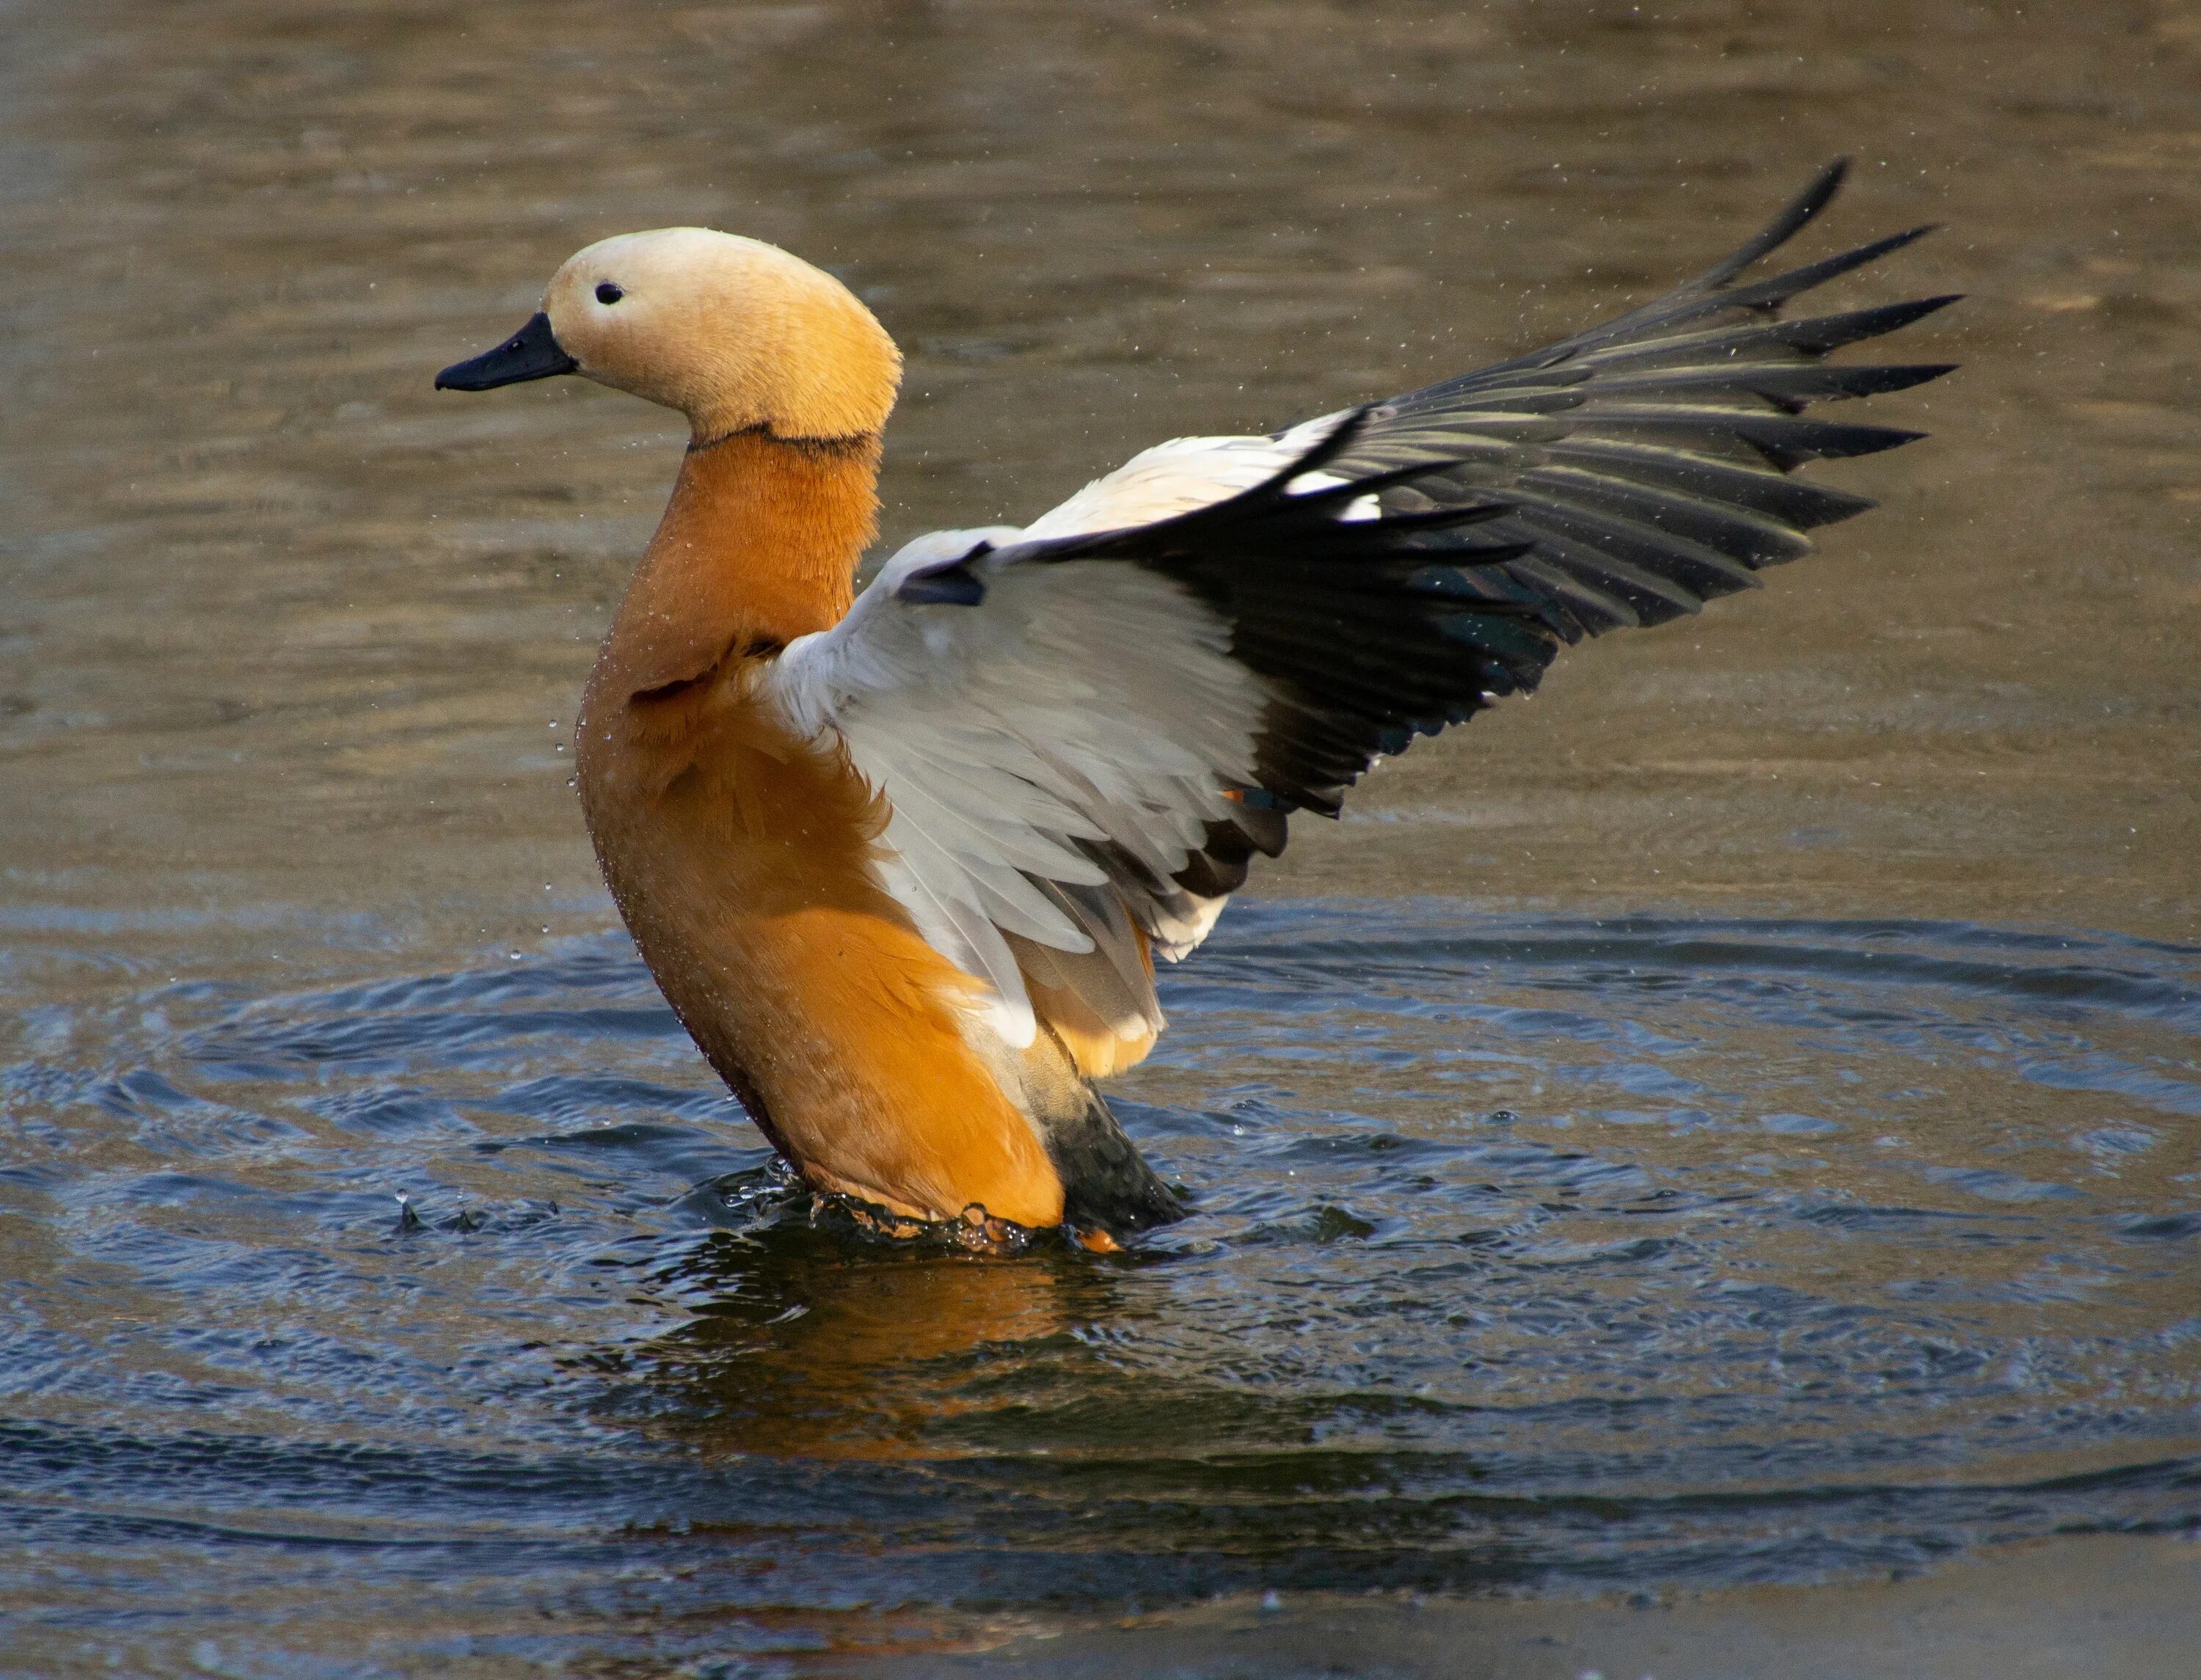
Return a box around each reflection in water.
[635,1206,1108,1461]
[4,0,2201,1672]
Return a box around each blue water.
[4,902,2197,1674]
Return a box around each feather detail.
[763,161,1953,1066]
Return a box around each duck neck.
[594,426,881,700]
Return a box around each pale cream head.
[541,228,902,442]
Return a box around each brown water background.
[3,2,2199,1675]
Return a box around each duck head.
[436,227,902,443]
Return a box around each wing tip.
[1684,156,1852,291]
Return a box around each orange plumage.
[577,431,1069,1228]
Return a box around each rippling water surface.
[5,0,2201,1673]
[7,907,2199,1671]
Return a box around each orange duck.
[436,161,1952,1245]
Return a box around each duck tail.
[1046,1087,1184,1238]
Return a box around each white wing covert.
[767,510,1276,1052]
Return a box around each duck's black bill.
[435,313,577,391]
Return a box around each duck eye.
[595,282,624,305]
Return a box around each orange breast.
[574,428,1065,1228]
[584,683,1065,1227]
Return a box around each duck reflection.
[629,1192,1132,1461]
[600,1183,1525,1588]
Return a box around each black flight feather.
[960,161,1954,887]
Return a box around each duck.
[435,160,1953,1247]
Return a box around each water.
[4,0,2200,1673]
[7,907,2200,1671]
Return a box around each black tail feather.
[1045,1088,1184,1236]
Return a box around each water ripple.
[3,903,2197,1658]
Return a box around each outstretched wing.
[763,161,1955,1065]
[1321,158,1956,643]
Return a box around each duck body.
[438,163,1955,1241]
[575,429,1119,1230]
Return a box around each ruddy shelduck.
[437,161,1953,1244]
